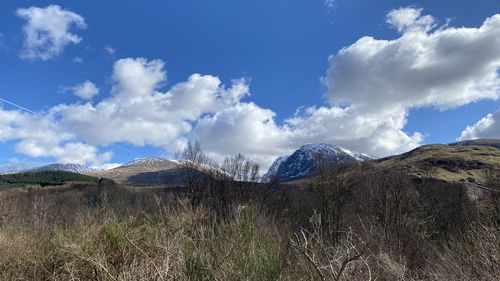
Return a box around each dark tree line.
[0,170,97,188]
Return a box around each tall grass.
[0,170,499,280]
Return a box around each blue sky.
[0,0,499,169]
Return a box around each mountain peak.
[123,157,174,167]
[264,143,373,182]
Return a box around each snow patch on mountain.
[33,163,99,174]
[262,155,290,182]
[122,157,174,168]
[264,143,373,182]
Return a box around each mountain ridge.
[33,163,99,174]
[264,143,373,182]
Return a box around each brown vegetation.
[1,144,499,280]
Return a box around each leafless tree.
[352,164,422,261]
[175,141,210,205]
[312,155,355,244]
[221,153,260,202]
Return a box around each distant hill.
[263,143,373,182]
[449,139,500,150]
[0,170,97,189]
[33,163,98,174]
[88,157,180,185]
[375,142,500,184]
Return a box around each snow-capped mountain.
[89,158,178,184]
[264,143,373,182]
[262,155,290,182]
[33,163,99,174]
[122,157,175,168]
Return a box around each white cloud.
[318,9,500,166]
[73,56,83,63]
[459,111,500,140]
[195,8,500,168]
[0,107,110,166]
[386,7,436,33]
[104,45,116,55]
[324,11,500,112]
[51,58,250,152]
[72,80,99,100]
[16,5,86,60]
[195,102,422,168]
[16,140,112,165]
[0,58,251,166]
[2,8,499,170]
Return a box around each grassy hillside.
[0,170,98,189]
[375,143,500,184]
[450,138,500,149]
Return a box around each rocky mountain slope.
[262,155,290,182]
[264,143,373,182]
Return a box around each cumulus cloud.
[386,7,436,33]
[16,5,86,60]
[460,111,500,140]
[195,102,422,168]
[16,140,112,165]
[0,57,256,167]
[323,11,500,112]
[72,80,99,100]
[195,8,500,168]
[0,106,110,166]
[50,58,249,152]
[3,8,499,170]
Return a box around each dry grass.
[1,174,499,280]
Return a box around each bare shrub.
[313,158,355,244]
[429,223,500,281]
[289,213,372,281]
[352,164,423,264]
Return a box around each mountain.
[262,155,290,182]
[33,163,98,174]
[264,143,373,182]
[121,158,176,168]
[88,157,178,185]
[375,141,500,184]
